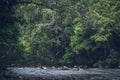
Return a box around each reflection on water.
[8,67,120,80]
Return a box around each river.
[6,67,120,80]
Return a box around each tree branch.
[114,31,120,38]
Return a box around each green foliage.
[0,0,120,68]
[18,0,120,68]
[93,60,104,68]
[0,0,23,70]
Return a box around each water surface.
[8,67,120,80]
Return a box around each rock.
[61,66,70,70]
[52,66,56,69]
[57,67,62,70]
[72,65,79,71]
[79,65,87,69]
[74,65,78,68]
[37,67,41,70]
[118,65,120,69]
[42,66,47,69]
[72,68,79,71]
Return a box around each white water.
[8,67,120,80]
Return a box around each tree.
[0,0,22,70]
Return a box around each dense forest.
[0,0,120,70]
